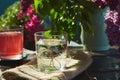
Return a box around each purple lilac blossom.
[24,13,44,41]
[92,0,119,10]
[93,0,120,54]
[113,12,120,26]
[92,0,107,8]
[106,0,119,10]
[18,0,44,41]
[104,11,114,24]
[20,0,33,12]
[25,6,36,18]
[116,4,120,13]
[105,24,120,45]
[18,0,34,19]
[17,10,23,20]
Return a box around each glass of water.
[34,31,68,73]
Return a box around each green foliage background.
[34,0,99,41]
[0,0,99,41]
[0,1,21,30]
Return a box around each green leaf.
[33,0,99,41]
[0,1,20,29]
[34,0,43,13]
[43,30,52,38]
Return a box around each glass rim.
[34,31,68,40]
[0,25,23,31]
[34,31,67,35]
[0,27,23,32]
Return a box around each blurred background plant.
[33,0,99,41]
[0,1,20,29]
[0,1,44,50]
[0,0,100,50]
[92,0,120,53]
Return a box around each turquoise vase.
[80,9,109,51]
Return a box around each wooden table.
[72,48,120,80]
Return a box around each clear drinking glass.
[0,27,24,60]
[34,31,68,73]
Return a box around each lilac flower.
[106,0,119,10]
[116,4,120,13]
[92,0,119,10]
[17,10,23,20]
[105,25,120,45]
[92,0,107,8]
[104,11,114,22]
[18,0,44,42]
[25,15,44,41]
[20,0,33,12]
[113,12,120,26]
[92,0,120,53]
[25,6,36,18]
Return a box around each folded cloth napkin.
[1,50,92,80]
[2,65,66,80]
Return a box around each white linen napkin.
[1,50,92,80]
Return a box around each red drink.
[0,31,23,59]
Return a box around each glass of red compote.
[0,27,24,60]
